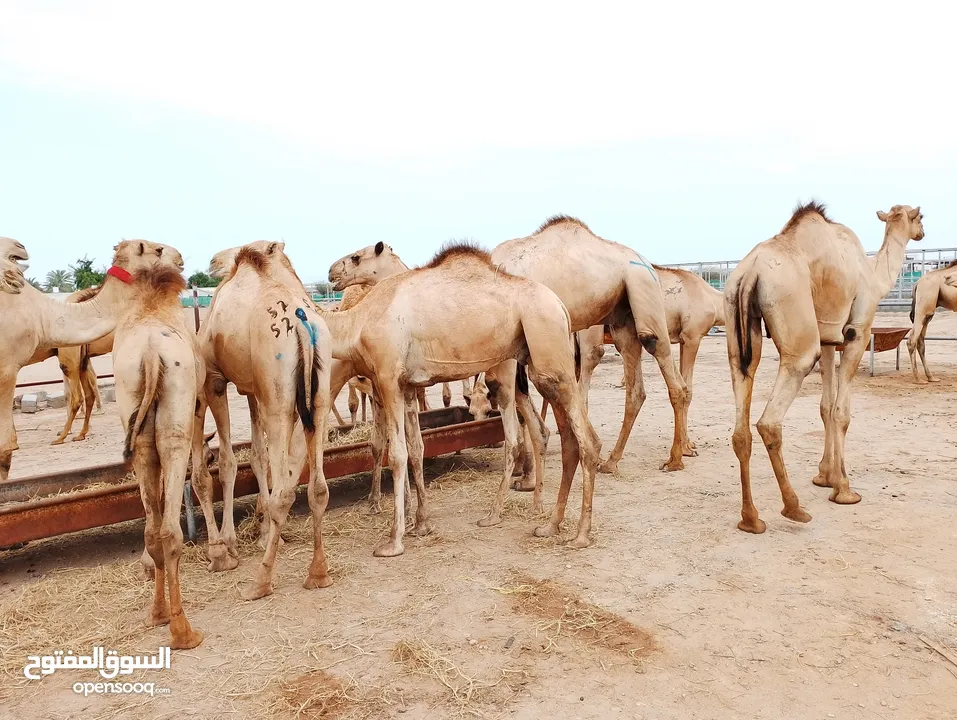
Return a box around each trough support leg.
[896,343,900,371]
[869,334,875,377]
[184,480,197,542]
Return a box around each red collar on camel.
[106,266,133,284]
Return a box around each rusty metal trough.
[0,406,504,548]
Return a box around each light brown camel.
[319,242,601,554]
[907,260,957,383]
[535,267,726,451]
[190,241,333,600]
[114,260,204,649]
[328,241,473,417]
[725,201,924,534]
[487,216,691,478]
[0,239,185,482]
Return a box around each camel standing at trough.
[725,201,924,533]
[0,239,184,482]
[113,257,204,650]
[318,242,601,554]
[328,241,472,418]
[191,241,333,600]
[907,260,957,383]
[487,216,691,477]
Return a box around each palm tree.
[44,269,74,293]
[26,277,43,291]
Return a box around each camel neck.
[871,228,910,299]
[317,306,362,361]
[33,275,131,349]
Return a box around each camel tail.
[909,290,917,323]
[294,329,322,434]
[573,332,582,382]
[515,363,530,396]
[732,274,762,377]
[123,348,163,461]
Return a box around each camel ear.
[876,211,889,222]
[137,242,145,256]
[156,246,163,256]
[374,241,384,256]
[908,206,920,220]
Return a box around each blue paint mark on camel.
[629,257,658,280]
[295,307,319,347]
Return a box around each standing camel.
[907,260,957,383]
[114,260,204,650]
[536,267,725,451]
[328,241,473,416]
[190,241,333,600]
[725,201,924,533]
[0,239,185,481]
[318,242,601,554]
[487,216,691,478]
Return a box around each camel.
[190,240,333,600]
[0,239,185,482]
[113,258,204,650]
[535,268,726,443]
[484,216,691,479]
[318,241,601,554]
[907,260,957,383]
[725,201,924,534]
[328,241,473,418]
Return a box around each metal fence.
[663,246,957,311]
[174,287,344,308]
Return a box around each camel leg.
[532,403,578,540]
[479,362,524,527]
[206,387,241,565]
[728,318,765,533]
[90,362,103,413]
[917,317,936,382]
[158,423,203,649]
[442,382,452,408]
[72,363,98,441]
[0,370,19,484]
[812,346,839,490]
[514,390,547,511]
[822,331,868,505]
[540,398,549,422]
[243,410,296,600]
[303,389,333,590]
[367,396,386,514]
[461,378,472,405]
[404,389,432,536]
[51,375,82,445]
[677,335,703,456]
[246,396,275,550]
[416,387,429,412]
[132,418,169,627]
[361,392,368,423]
[373,387,408,557]
[348,384,359,425]
[754,351,816,526]
[598,325,646,474]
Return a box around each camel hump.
[781,199,833,234]
[535,214,593,234]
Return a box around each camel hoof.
[477,514,501,528]
[241,583,274,601]
[72,434,88,443]
[597,459,618,474]
[659,459,685,472]
[737,517,767,534]
[412,521,433,537]
[50,437,66,446]
[373,540,405,557]
[812,474,832,488]
[565,535,591,549]
[928,377,940,383]
[530,501,544,515]
[511,465,524,478]
[138,563,155,582]
[829,489,862,505]
[782,506,812,523]
[511,478,536,492]
[534,523,560,538]
[207,550,240,573]
[170,629,204,650]
[303,574,333,590]
[367,499,383,515]
[681,446,698,458]
[148,610,171,627]
[93,407,105,416]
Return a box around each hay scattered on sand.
[496,572,657,661]
[268,668,396,720]
[327,423,374,448]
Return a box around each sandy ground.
[1,311,956,719]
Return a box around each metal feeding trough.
[0,406,504,549]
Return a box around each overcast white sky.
[1,0,954,281]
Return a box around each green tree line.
[25,256,223,292]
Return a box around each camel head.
[0,237,29,294]
[111,239,185,274]
[328,241,400,291]
[876,205,924,242]
[208,241,289,280]
[468,374,494,421]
